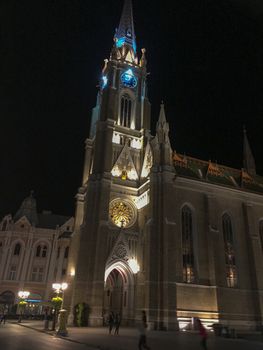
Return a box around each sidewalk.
[13,320,263,350]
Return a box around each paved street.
[0,321,263,350]
[0,323,91,350]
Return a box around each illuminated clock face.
[121,69,137,88]
[109,199,136,228]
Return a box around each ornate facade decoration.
[109,199,136,228]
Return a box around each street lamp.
[51,282,68,335]
[18,291,30,323]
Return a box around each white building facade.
[0,193,73,315]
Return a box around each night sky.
[1,0,263,218]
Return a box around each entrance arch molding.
[104,260,135,286]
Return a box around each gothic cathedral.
[66,0,263,331]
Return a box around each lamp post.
[51,282,68,335]
[18,291,30,323]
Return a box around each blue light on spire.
[116,37,126,48]
[121,69,137,88]
[101,75,108,89]
[114,0,137,55]
[132,40,136,53]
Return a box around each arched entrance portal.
[104,261,135,326]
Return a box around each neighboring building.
[66,0,263,331]
[0,192,74,314]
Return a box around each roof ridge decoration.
[241,168,254,184]
[206,161,223,177]
[173,151,188,168]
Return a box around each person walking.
[196,318,208,350]
[114,312,121,335]
[108,311,114,335]
[138,310,150,350]
[0,313,6,325]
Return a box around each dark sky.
[1,0,263,218]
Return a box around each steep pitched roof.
[173,152,263,195]
[37,213,71,229]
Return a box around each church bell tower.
[67,0,152,326]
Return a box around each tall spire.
[243,126,256,175]
[114,0,136,54]
[156,102,170,144]
[151,102,173,167]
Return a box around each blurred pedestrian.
[0,314,6,325]
[196,318,208,350]
[114,312,121,335]
[138,310,150,350]
[108,311,114,335]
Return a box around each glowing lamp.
[52,282,68,293]
[61,283,68,291]
[121,170,127,180]
[128,258,140,274]
[18,291,30,299]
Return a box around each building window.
[42,246,47,258]
[36,245,48,258]
[31,267,44,282]
[14,243,21,256]
[64,247,69,259]
[182,206,195,283]
[62,268,66,276]
[8,265,16,280]
[259,221,263,251]
[120,95,132,128]
[222,214,237,288]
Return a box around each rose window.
[109,200,136,228]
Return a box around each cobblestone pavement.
[7,320,263,350]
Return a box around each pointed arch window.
[222,214,237,288]
[120,94,132,128]
[182,206,195,283]
[14,243,21,256]
[259,221,263,252]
